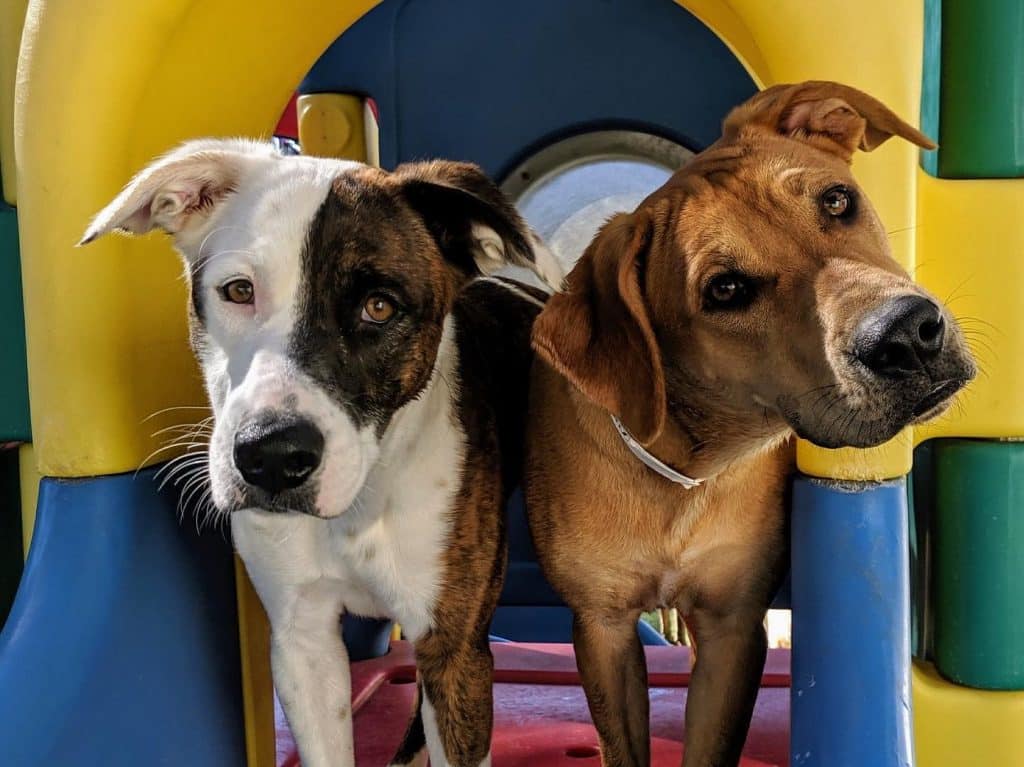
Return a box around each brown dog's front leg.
[680,609,767,767]
[415,630,495,767]
[573,609,650,767]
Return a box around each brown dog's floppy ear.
[80,138,278,248]
[532,210,666,444]
[397,160,563,288]
[722,80,936,162]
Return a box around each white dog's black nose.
[854,295,946,379]
[233,418,324,494]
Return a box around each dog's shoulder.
[452,276,548,390]
[450,276,550,482]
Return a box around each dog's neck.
[618,372,791,485]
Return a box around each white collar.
[611,415,704,490]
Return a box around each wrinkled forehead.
[663,139,854,205]
[648,142,865,262]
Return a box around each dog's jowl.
[525,81,975,767]
[83,140,559,767]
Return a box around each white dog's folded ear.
[396,160,564,289]
[79,138,279,247]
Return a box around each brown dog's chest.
[526,366,791,617]
[600,461,789,614]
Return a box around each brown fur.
[525,81,973,767]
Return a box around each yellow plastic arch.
[15,0,934,480]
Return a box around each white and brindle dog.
[83,139,561,767]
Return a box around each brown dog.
[525,82,976,767]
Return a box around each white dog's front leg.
[271,595,353,767]
[233,511,353,767]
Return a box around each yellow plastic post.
[1,0,28,203]
[235,556,275,767]
[297,94,370,161]
[18,444,38,557]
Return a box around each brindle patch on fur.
[289,172,459,433]
[410,278,544,764]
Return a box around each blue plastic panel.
[791,477,915,767]
[301,0,756,177]
[0,470,245,767]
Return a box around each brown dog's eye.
[822,186,853,217]
[361,295,396,324]
[704,272,756,311]
[220,278,254,305]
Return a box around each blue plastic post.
[0,470,246,766]
[791,477,915,767]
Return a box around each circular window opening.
[500,130,693,284]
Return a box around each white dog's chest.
[233,445,461,642]
[231,332,466,643]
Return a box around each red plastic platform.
[277,642,790,766]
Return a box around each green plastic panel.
[934,439,1024,689]
[919,0,941,176]
[0,203,30,442]
[936,0,1024,178]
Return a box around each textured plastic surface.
[934,0,1024,178]
[277,641,790,767]
[0,470,245,766]
[0,204,29,442]
[791,478,914,767]
[913,660,1024,767]
[933,440,1024,689]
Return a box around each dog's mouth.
[776,374,971,449]
[910,378,969,421]
[234,486,320,516]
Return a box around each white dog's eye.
[220,278,255,305]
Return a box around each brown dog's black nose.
[233,418,324,494]
[854,295,945,379]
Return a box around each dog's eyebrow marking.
[776,167,810,185]
[479,276,548,308]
